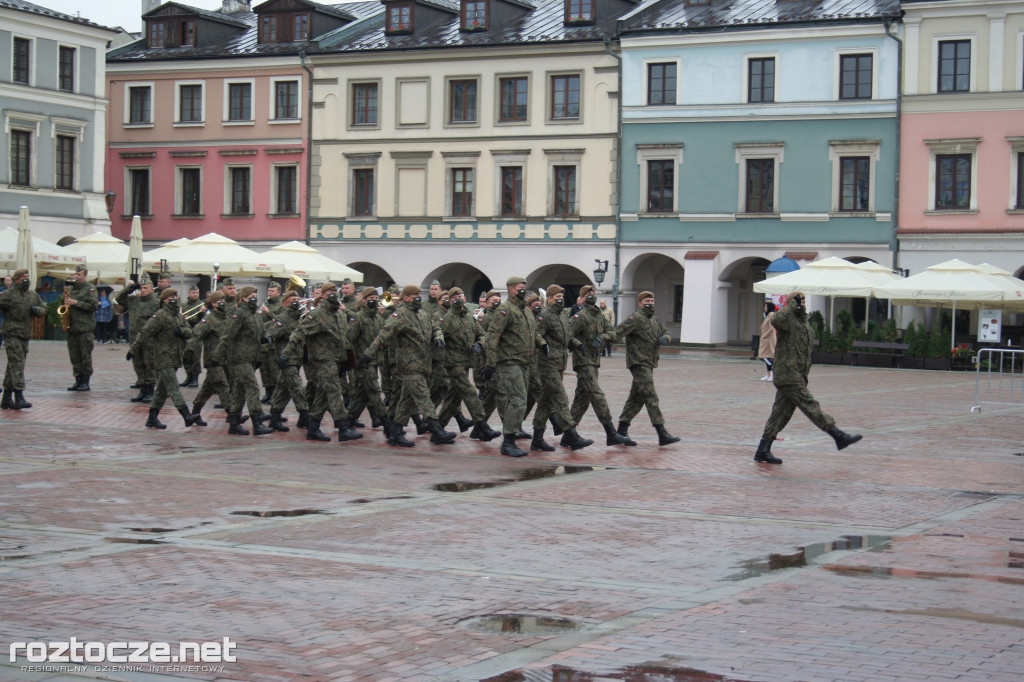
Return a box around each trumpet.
[381,291,395,308]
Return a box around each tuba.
[283,273,306,297]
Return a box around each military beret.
[321,281,337,293]
[401,284,420,297]
[546,284,564,298]
[637,290,654,303]
[506,276,526,286]
[485,290,502,299]
[448,287,464,298]
[439,289,451,298]
[525,293,540,306]
[75,264,88,274]
[238,286,257,299]
[207,291,225,305]
[360,286,378,299]
[13,268,29,281]
[160,288,178,300]
[580,284,595,297]
[281,288,300,301]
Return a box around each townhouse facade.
[0,0,117,244]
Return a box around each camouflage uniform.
[346,302,386,425]
[212,303,264,422]
[283,302,355,429]
[64,279,98,384]
[133,304,191,412]
[438,302,487,424]
[269,303,308,414]
[0,282,46,395]
[476,304,500,417]
[423,296,448,406]
[259,294,284,398]
[116,286,159,388]
[190,307,232,413]
[365,303,442,426]
[485,294,540,437]
[616,306,670,427]
[532,301,582,431]
[568,302,618,425]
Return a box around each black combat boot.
[130,385,147,402]
[67,376,83,391]
[559,427,594,451]
[603,421,631,446]
[296,410,309,429]
[387,421,414,447]
[515,429,530,440]
[454,412,474,432]
[654,424,680,446]
[179,374,191,387]
[177,405,200,427]
[76,375,91,392]
[828,426,863,451]
[130,381,141,389]
[615,421,638,446]
[145,408,166,429]
[335,418,363,442]
[227,415,249,436]
[269,409,290,432]
[754,438,782,464]
[369,408,383,428]
[549,414,564,436]
[305,418,330,442]
[530,428,555,452]
[411,414,430,435]
[140,384,154,403]
[383,391,391,406]
[1,389,14,409]
[428,419,456,444]
[378,414,392,432]
[500,433,528,457]
[12,391,31,409]
[251,414,274,435]
[261,386,275,404]
[349,415,366,428]
[190,405,207,427]
[469,421,501,442]
[185,374,199,388]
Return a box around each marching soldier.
[531,285,593,451]
[179,284,203,388]
[346,286,388,430]
[116,278,160,402]
[569,284,632,446]
[212,286,273,436]
[755,291,862,464]
[614,291,680,446]
[219,277,238,314]
[267,288,309,432]
[474,290,503,420]
[0,269,47,409]
[259,280,285,404]
[63,265,99,392]
[132,289,200,429]
[188,292,232,425]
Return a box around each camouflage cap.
[189,284,200,291]
[219,277,234,287]
[75,264,88,273]
[341,278,352,286]
[448,287,464,298]
[267,280,282,290]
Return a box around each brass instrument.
[58,280,72,331]
[261,274,306,310]
[381,291,395,308]
[182,301,206,320]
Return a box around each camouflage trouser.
[429,358,449,408]
[761,381,835,441]
[347,365,385,422]
[379,355,394,394]
[66,330,94,377]
[271,364,308,413]
[310,360,351,424]
[151,366,187,411]
[183,343,202,379]
[193,365,231,411]
[494,361,529,436]
[2,336,29,390]
[524,362,540,420]
[304,363,317,409]
[438,364,485,424]
[393,371,435,424]
[225,361,262,417]
[618,365,663,426]
[131,339,156,384]
[259,346,279,390]
[532,366,575,431]
[570,364,613,425]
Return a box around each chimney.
[142,0,161,16]
[220,0,252,14]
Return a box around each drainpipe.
[300,50,314,246]
[604,37,623,321]
[884,17,903,322]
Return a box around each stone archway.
[526,264,593,305]
[620,253,685,324]
[422,263,492,302]
[719,256,771,345]
[348,262,395,289]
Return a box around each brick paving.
[0,341,1021,681]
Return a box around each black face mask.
[442,301,451,310]
[409,297,422,311]
[18,279,30,290]
[531,305,542,314]
[215,302,226,312]
[289,300,301,311]
[643,303,654,313]
[514,289,526,301]
[552,298,564,310]
[165,299,179,310]
[246,298,259,311]
[325,293,340,309]
[366,299,378,310]
[452,299,464,310]
[490,300,500,309]
[585,295,596,305]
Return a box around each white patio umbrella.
[142,237,191,271]
[975,263,1024,312]
[64,232,129,284]
[754,256,883,328]
[161,232,283,277]
[127,215,144,282]
[259,241,362,283]
[0,219,84,279]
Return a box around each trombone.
[182,301,206,320]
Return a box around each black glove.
[126,351,134,362]
[338,363,349,376]
[264,334,274,347]
[127,283,139,294]
[435,338,445,350]
[481,366,495,381]
[477,386,487,401]
[357,354,371,369]
[576,343,586,353]
[276,355,290,369]
[591,336,604,348]
[31,305,47,318]
[658,335,670,346]
[472,342,483,354]
[253,361,261,371]
[174,326,187,338]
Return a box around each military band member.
[346,286,389,430]
[131,289,200,429]
[63,265,99,392]
[116,278,160,402]
[0,268,47,409]
[155,271,172,296]
[259,280,284,404]
[188,291,232,426]
[212,286,273,436]
[219,277,238,314]
[179,284,203,388]
[267,288,309,432]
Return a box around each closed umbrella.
[259,241,362,283]
[127,215,144,282]
[15,207,35,285]
[161,233,283,277]
[64,232,129,284]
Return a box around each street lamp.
[104,190,117,214]
[593,259,609,285]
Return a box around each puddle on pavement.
[460,614,582,635]
[434,465,604,492]
[482,663,750,681]
[348,496,415,504]
[230,509,326,517]
[726,535,892,581]
[826,564,1024,585]
[105,537,167,545]
[126,527,180,533]
[840,605,1024,629]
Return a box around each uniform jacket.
[263,295,284,321]
[568,303,616,369]
[616,307,669,370]
[348,305,383,360]
[65,280,98,333]
[771,300,815,385]
[190,309,228,368]
[365,304,440,375]
[213,305,263,364]
[440,305,484,368]
[266,305,302,355]
[133,306,192,370]
[115,288,159,340]
[485,295,540,366]
[0,285,46,339]
[537,303,580,373]
[283,303,351,366]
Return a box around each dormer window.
[386,3,413,34]
[565,0,593,24]
[147,19,196,48]
[259,13,311,43]
[462,0,487,31]
[685,0,709,5]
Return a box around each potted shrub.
[924,327,953,370]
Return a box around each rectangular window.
[1018,153,1024,209]
[551,75,580,119]
[230,167,251,215]
[275,81,299,119]
[353,169,375,217]
[938,40,971,93]
[293,13,309,40]
[148,22,166,48]
[13,37,30,84]
[179,84,203,123]
[935,154,971,209]
[647,63,676,105]
[352,83,378,125]
[462,0,486,29]
[260,16,278,42]
[647,160,674,213]
[748,57,775,103]
[500,76,528,121]
[129,86,152,124]
[745,158,774,213]
[839,157,869,212]
[59,46,75,92]
[500,167,523,217]
[449,79,477,123]
[229,83,252,121]
[181,168,201,215]
[839,54,872,100]
[276,166,297,214]
[566,0,593,21]
[180,19,195,46]
[387,4,412,32]
[451,168,474,217]
[553,165,577,217]
[130,168,150,215]
[56,135,75,190]
[10,130,31,186]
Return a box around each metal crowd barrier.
[971,348,1024,413]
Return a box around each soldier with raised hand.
[532,285,593,451]
[212,286,273,436]
[63,265,99,392]
[614,291,680,446]
[281,281,362,443]
[0,268,47,409]
[188,291,232,426]
[266,288,308,432]
[346,286,389,431]
[132,289,201,429]
[569,284,632,446]
[116,277,159,402]
[754,291,862,464]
